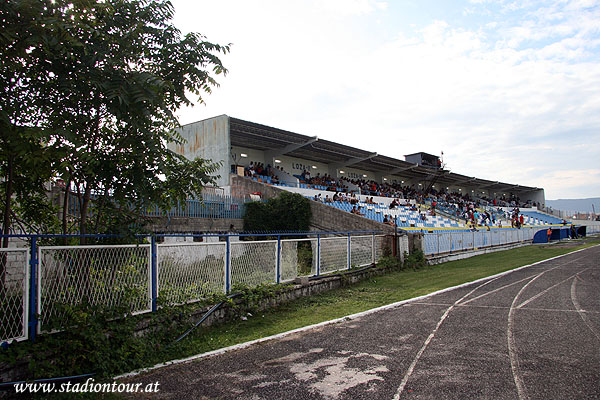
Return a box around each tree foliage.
[0,0,229,242]
[243,192,312,233]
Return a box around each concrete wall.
[146,217,244,233]
[169,115,230,187]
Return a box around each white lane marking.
[459,275,536,305]
[571,275,600,341]
[392,276,502,400]
[517,267,592,309]
[507,255,587,400]
[413,302,600,314]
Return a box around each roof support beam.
[477,181,500,189]
[388,163,419,175]
[330,152,378,169]
[264,136,318,160]
[453,177,478,185]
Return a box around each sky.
[170,0,600,200]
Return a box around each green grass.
[151,237,600,366]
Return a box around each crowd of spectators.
[245,164,540,225]
[243,161,287,184]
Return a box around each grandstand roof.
[225,116,541,194]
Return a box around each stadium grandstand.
[170,115,555,232]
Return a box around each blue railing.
[67,192,248,220]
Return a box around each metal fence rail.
[1,232,395,343]
[423,228,537,256]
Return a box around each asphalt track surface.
[124,244,600,399]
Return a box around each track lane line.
[516,267,593,309]
[507,254,588,400]
[571,274,600,341]
[392,276,503,400]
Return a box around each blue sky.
[170,0,600,200]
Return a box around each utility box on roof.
[405,152,441,169]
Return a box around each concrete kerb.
[115,244,598,381]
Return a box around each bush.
[243,192,311,232]
[404,249,427,270]
[375,255,403,270]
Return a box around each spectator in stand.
[384,215,396,227]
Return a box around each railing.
[0,231,402,343]
[67,191,248,221]
[422,227,538,256]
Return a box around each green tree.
[0,0,229,241]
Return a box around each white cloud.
[170,0,600,199]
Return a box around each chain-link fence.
[38,244,152,332]
[157,242,226,305]
[0,249,29,342]
[231,240,278,288]
[423,228,537,256]
[1,231,393,342]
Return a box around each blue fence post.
[316,233,321,277]
[151,236,158,312]
[225,235,231,293]
[28,236,38,342]
[371,232,375,264]
[347,233,351,270]
[276,235,281,284]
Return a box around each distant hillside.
[546,198,600,213]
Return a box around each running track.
[124,244,600,399]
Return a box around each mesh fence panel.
[423,234,438,255]
[231,241,277,288]
[463,232,474,250]
[157,243,226,304]
[473,232,484,248]
[350,235,373,267]
[439,232,452,253]
[281,239,317,281]
[449,232,463,251]
[0,249,29,342]
[320,237,348,274]
[38,245,151,332]
[399,235,410,262]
